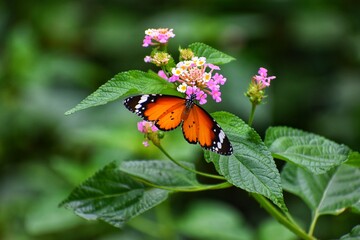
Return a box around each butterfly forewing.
[146,96,185,130]
[124,94,185,131]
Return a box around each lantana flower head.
[142,28,175,47]
[253,67,276,89]
[167,56,227,105]
[137,120,161,147]
[137,120,158,133]
[179,48,194,60]
[246,67,276,105]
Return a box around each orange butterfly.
[124,94,233,155]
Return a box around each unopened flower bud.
[179,48,194,61]
[151,52,171,66]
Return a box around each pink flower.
[136,120,161,147]
[168,75,179,82]
[168,56,227,105]
[158,70,168,80]
[142,35,152,47]
[142,140,150,147]
[196,90,207,105]
[246,67,276,105]
[137,120,158,133]
[142,28,175,47]
[206,79,220,91]
[211,89,222,102]
[185,87,207,104]
[144,56,152,63]
[157,33,169,43]
[206,63,220,70]
[254,67,276,88]
[185,86,198,96]
[158,70,180,83]
[212,73,226,85]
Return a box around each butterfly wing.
[182,103,233,155]
[124,94,186,131]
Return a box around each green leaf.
[351,201,360,214]
[177,200,254,240]
[189,42,236,65]
[346,151,360,167]
[119,160,201,187]
[206,112,286,211]
[340,225,360,240]
[281,163,360,216]
[65,70,175,115]
[60,162,168,228]
[265,126,351,174]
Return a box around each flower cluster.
[137,120,160,147]
[142,28,175,47]
[142,29,227,105]
[246,67,276,105]
[137,28,277,149]
[160,57,226,105]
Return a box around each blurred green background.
[1,0,359,239]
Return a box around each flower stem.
[161,66,170,77]
[251,193,315,240]
[157,144,226,180]
[248,102,257,126]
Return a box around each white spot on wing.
[218,130,225,143]
[139,95,149,104]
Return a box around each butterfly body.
[124,94,233,155]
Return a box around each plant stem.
[157,144,226,180]
[161,66,170,77]
[248,102,257,126]
[132,175,232,192]
[308,212,319,236]
[251,193,315,240]
[247,104,314,239]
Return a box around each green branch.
[308,212,319,237]
[131,175,232,192]
[157,144,226,180]
[248,102,257,126]
[252,193,315,240]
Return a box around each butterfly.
[123,94,233,155]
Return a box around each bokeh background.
[1,0,359,239]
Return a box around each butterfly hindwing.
[181,105,200,144]
[182,103,233,155]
